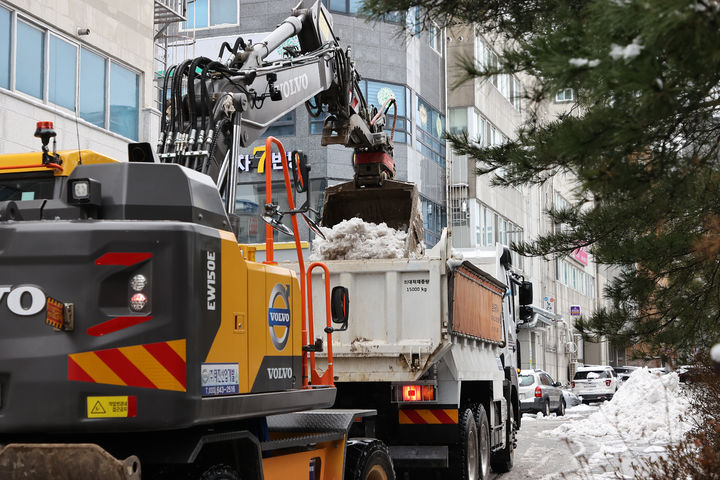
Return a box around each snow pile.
[609,37,644,61]
[310,217,407,260]
[550,368,691,444]
[711,343,720,363]
[568,57,600,68]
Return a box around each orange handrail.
[0,163,63,171]
[306,262,334,387]
[263,136,310,388]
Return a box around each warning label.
[86,396,136,418]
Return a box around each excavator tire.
[344,439,395,480]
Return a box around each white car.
[571,365,618,403]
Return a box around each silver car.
[519,369,566,416]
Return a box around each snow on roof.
[549,368,691,444]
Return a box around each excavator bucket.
[0,443,140,480]
[321,180,424,257]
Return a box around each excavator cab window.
[0,173,55,201]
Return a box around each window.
[0,6,10,89]
[182,0,238,29]
[309,111,328,135]
[476,202,523,268]
[449,108,468,134]
[429,23,442,53]
[421,197,446,248]
[416,95,445,166]
[474,37,521,111]
[556,88,574,102]
[109,62,139,140]
[79,48,106,127]
[327,0,363,14]
[266,110,296,137]
[556,258,595,298]
[3,7,140,139]
[16,20,44,99]
[49,35,77,111]
[366,80,411,144]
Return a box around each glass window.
[79,48,106,128]
[349,0,363,13]
[0,6,10,89]
[0,175,55,201]
[365,80,411,144]
[16,21,44,99]
[49,35,77,111]
[209,0,237,26]
[329,0,346,12]
[519,374,535,387]
[556,88,574,102]
[265,110,295,137]
[485,208,494,245]
[109,62,139,140]
[449,108,467,134]
[184,0,209,28]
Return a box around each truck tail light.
[605,379,611,387]
[393,384,436,403]
[130,293,148,312]
[535,386,542,398]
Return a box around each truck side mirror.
[292,151,310,194]
[331,286,349,327]
[519,281,533,306]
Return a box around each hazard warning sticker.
[86,396,137,418]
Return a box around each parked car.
[612,365,639,385]
[519,369,566,416]
[572,365,618,403]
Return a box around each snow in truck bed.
[310,218,409,260]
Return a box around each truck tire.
[490,402,515,473]
[474,406,491,479]
[450,408,479,480]
[199,464,241,480]
[344,439,395,480]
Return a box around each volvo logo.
[268,283,291,351]
[278,73,309,99]
[0,285,46,316]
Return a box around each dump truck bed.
[290,237,510,383]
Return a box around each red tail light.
[605,379,611,386]
[571,381,575,388]
[535,386,542,398]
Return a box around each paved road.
[491,405,664,480]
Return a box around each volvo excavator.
[155,0,422,252]
[0,1,419,478]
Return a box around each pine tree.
[361,0,720,354]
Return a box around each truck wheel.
[490,402,515,473]
[199,464,241,480]
[474,406,491,479]
[344,439,395,480]
[450,408,479,480]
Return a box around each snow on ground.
[310,218,407,260]
[549,368,692,445]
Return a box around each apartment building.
[0,0,163,159]
[446,26,615,383]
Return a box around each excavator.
[155,0,422,252]
[0,1,419,478]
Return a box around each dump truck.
[0,1,414,478]
[293,232,533,479]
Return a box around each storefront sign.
[570,305,581,317]
[543,296,556,314]
[572,247,588,266]
[238,146,293,173]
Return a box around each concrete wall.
[0,0,157,158]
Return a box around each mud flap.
[0,443,140,480]
[321,180,424,256]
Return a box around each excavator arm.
[157,0,422,253]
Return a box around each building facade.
[0,0,162,159]
[446,26,616,384]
